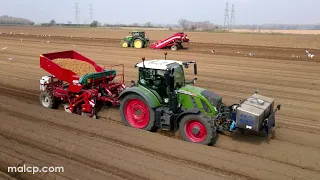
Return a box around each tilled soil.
[0,28,320,180]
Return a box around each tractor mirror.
[194,63,197,75]
[277,104,281,110]
[193,78,198,84]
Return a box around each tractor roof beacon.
[119,52,281,146]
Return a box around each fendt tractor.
[120,31,150,49]
[119,52,281,145]
[39,50,281,145]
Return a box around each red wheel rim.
[124,98,150,128]
[184,120,207,142]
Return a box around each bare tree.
[132,23,139,27]
[90,21,99,27]
[178,19,188,30]
[49,19,56,26]
[178,19,217,31]
[144,22,152,27]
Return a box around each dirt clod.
[53,58,96,76]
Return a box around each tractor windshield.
[132,32,144,37]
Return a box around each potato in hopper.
[53,58,96,76]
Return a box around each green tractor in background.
[120,31,150,49]
[119,53,281,145]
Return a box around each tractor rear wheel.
[39,91,55,108]
[134,39,144,49]
[179,114,217,145]
[120,94,155,131]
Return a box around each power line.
[74,2,80,24]
[224,2,229,29]
[89,4,94,22]
[230,4,235,29]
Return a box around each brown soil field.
[0,26,320,180]
[1,26,320,49]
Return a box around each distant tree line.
[233,24,320,30]
[0,15,34,25]
[178,19,219,31]
[103,21,156,28]
[1,15,319,31]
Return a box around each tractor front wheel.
[134,39,144,49]
[121,41,129,48]
[120,94,155,131]
[39,91,55,108]
[179,114,217,145]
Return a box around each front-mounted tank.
[236,93,274,131]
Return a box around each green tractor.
[119,53,281,145]
[120,31,150,49]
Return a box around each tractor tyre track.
[0,102,253,180]
[1,94,320,179]
[1,83,320,173]
[1,83,319,148]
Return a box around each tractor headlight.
[164,98,169,103]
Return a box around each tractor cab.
[131,31,146,38]
[134,54,197,104]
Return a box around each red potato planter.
[150,32,189,51]
[39,50,125,118]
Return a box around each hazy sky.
[1,0,319,25]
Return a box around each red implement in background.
[150,32,189,51]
